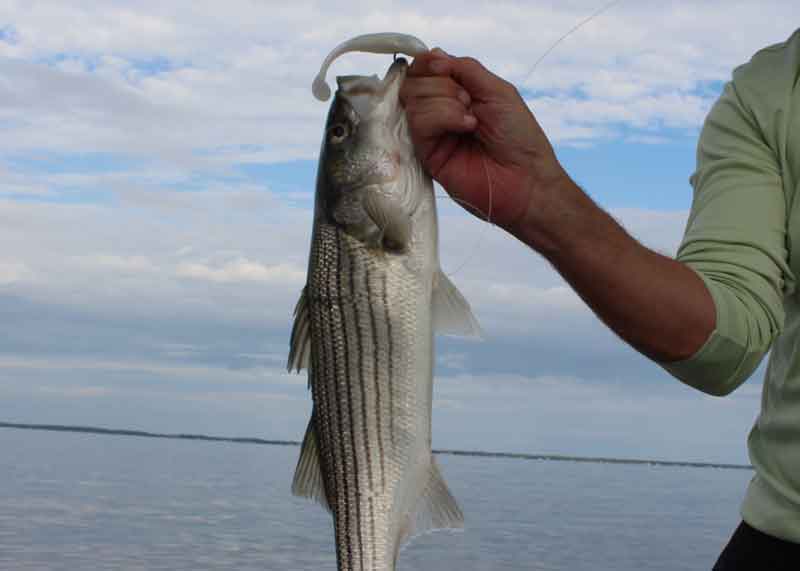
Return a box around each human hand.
[399,49,570,234]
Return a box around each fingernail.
[431,47,450,58]
[457,90,471,107]
[464,115,477,128]
[430,59,448,74]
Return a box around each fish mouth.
[336,58,408,99]
[334,58,408,124]
[382,57,409,89]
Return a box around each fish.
[288,33,481,571]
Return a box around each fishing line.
[521,0,627,86]
[441,154,494,277]
[441,0,627,278]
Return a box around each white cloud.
[0,1,796,159]
[0,163,691,373]
[37,386,113,398]
[529,91,712,144]
[71,254,159,273]
[0,192,310,325]
[0,1,779,458]
[437,352,469,371]
[0,354,305,390]
[176,259,305,285]
[434,203,689,334]
[479,284,581,311]
[613,208,688,255]
[0,261,31,285]
[431,371,759,463]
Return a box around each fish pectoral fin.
[363,192,411,252]
[432,270,483,338]
[400,457,464,546]
[287,287,312,375]
[290,415,330,512]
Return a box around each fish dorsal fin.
[287,287,311,374]
[400,457,464,546]
[432,270,482,338]
[290,414,330,512]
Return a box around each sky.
[0,0,796,465]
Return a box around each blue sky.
[0,1,797,464]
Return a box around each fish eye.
[328,123,349,144]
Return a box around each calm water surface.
[0,429,751,570]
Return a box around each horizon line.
[0,421,753,471]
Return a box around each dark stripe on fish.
[336,230,364,570]
[310,240,336,510]
[369,497,377,567]
[383,272,396,449]
[366,263,387,492]
[350,241,376,567]
[323,233,352,571]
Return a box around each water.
[0,428,751,570]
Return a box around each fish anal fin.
[287,287,312,375]
[290,414,330,512]
[432,270,482,338]
[400,457,464,546]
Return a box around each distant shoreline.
[0,421,753,471]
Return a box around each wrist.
[508,169,588,259]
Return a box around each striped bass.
[288,34,481,571]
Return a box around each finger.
[421,55,516,102]
[406,97,477,141]
[423,133,461,180]
[408,48,452,77]
[399,77,470,107]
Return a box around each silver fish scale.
[307,222,428,571]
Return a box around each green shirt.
[661,28,800,543]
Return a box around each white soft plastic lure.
[312,33,429,101]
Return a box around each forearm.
[511,176,716,363]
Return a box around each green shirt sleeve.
[660,73,792,396]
